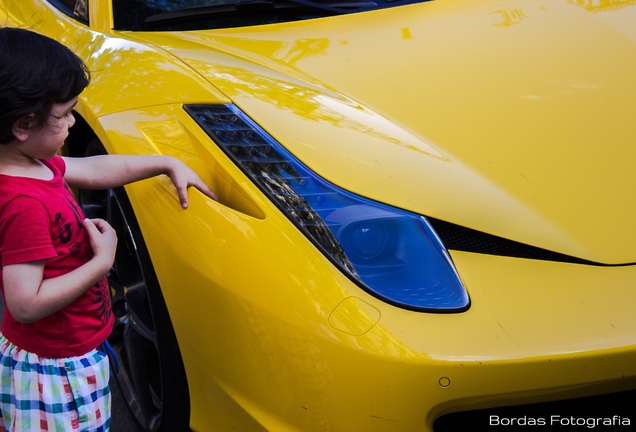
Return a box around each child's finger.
[83,219,103,247]
[90,218,112,233]
[178,182,219,209]
[196,181,219,202]
[84,219,116,242]
[83,217,98,233]
[176,185,189,209]
[85,218,106,233]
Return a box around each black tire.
[79,139,191,432]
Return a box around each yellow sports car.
[2,0,635,430]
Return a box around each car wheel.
[78,139,191,432]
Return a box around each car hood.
[132,0,636,264]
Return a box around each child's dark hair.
[0,27,91,144]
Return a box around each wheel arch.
[66,113,193,431]
[66,110,97,157]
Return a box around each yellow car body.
[2,0,636,431]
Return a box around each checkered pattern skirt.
[0,334,111,431]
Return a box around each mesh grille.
[427,218,599,265]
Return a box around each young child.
[0,27,218,431]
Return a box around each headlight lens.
[185,104,469,312]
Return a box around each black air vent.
[427,218,605,266]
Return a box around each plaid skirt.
[0,334,111,432]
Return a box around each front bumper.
[100,107,636,432]
[142,191,636,431]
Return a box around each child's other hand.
[167,158,219,208]
[83,218,117,271]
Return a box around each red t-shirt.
[0,156,113,358]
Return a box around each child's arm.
[62,155,218,208]
[2,218,116,323]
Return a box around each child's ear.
[12,114,37,142]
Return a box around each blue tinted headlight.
[185,104,469,312]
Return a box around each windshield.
[113,0,432,31]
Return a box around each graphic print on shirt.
[52,190,113,326]
[63,185,83,227]
[64,193,85,256]
[55,211,82,255]
[55,212,73,244]
[91,278,113,325]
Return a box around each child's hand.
[83,218,118,272]
[167,158,219,208]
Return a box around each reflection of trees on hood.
[568,0,636,13]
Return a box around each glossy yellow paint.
[2,0,636,431]
[90,0,112,30]
[92,106,636,430]
[138,0,636,264]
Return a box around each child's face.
[20,97,78,159]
